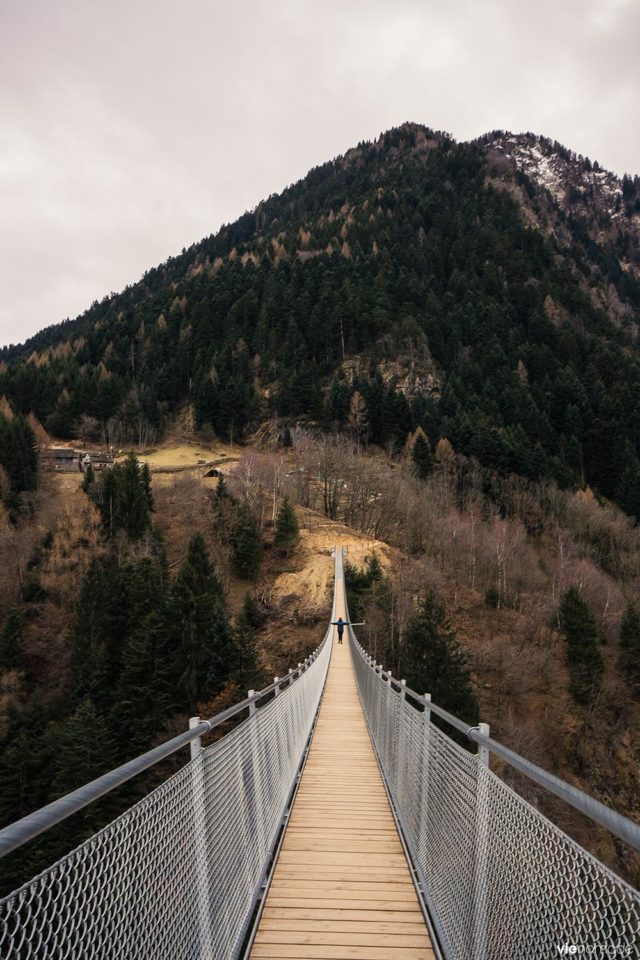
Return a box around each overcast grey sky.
[1,0,638,348]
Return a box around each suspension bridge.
[1,547,639,958]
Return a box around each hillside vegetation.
[1,431,639,892]
[2,124,640,513]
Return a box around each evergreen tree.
[114,610,171,755]
[233,594,263,693]
[51,699,115,828]
[364,551,383,583]
[214,474,230,503]
[558,586,604,704]
[274,497,300,555]
[81,462,95,494]
[280,427,293,448]
[117,453,154,540]
[401,593,479,729]
[620,603,640,687]
[0,706,53,849]
[616,459,640,521]
[170,534,234,707]
[231,503,263,580]
[0,609,23,670]
[141,462,154,514]
[0,413,38,508]
[411,429,433,480]
[212,473,237,543]
[112,556,172,752]
[70,554,131,711]
[96,453,153,540]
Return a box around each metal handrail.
[351,634,640,852]
[0,641,327,860]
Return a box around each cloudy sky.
[1,0,639,348]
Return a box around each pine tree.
[620,603,640,687]
[70,554,131,712]
[141,462,154,514]
[411,428,433,480]
[118,452,153,540]
[0,413,38,508]
[51,699,115,813]
[170,533,233,707]
[365,552,383,583]
[214,474,230,503]
[112,556,172,752]
[95,453,153,540]
[114,612,169,755]
[231,503,263,580]
[274,497,299,555]
[0,609,23,670]
[233,594,263,693]
[401,593,479,729]
[616,459,640,520]
[81,462,95,494]
[558,586,604,704]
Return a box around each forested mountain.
[2,122,640,512]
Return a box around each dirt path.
[273,508,393,613]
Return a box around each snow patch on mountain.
[483,133,623,220]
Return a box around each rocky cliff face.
[480,130,640,287]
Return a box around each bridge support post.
[248,692,268,868]
[472,721,491,960]
[418,694,432,867]
[397,680,407,805]
[190,715,202,761]
[189,717,214,959]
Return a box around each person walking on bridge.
[331,616,351,644]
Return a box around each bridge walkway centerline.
[248,547,435,960]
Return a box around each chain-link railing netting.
[0,632,331,960]
[349,633,640,960]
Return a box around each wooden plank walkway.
[249,549,435,960]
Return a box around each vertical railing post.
[477,722,490,768]
[397,680,407,804]
[248,691,267,861]
[418,694,432,868]
[273,677,280,695]
[190,715,202,762]
[472,721,491,960]
[189,717,213,958]
[386,670,392,766]
[374,663,382,743]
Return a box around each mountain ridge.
[4,122,639,359]
[2,122,640,516]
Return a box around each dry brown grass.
[138,442,241,471]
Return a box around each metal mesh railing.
[0,628,332,959]
[349,634,640,960]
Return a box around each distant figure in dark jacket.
[331,617,350,644]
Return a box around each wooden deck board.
[248,552,434,960]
